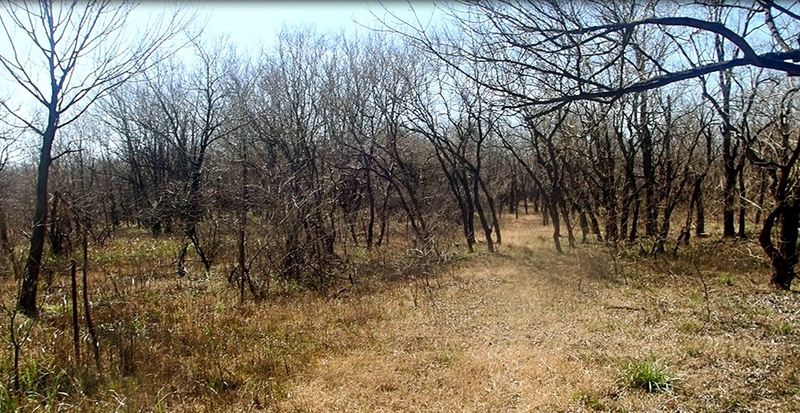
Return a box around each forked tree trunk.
[472,173,494,252]
[478,176,501,245]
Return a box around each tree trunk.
[523,194,529,215]
[376,180,391,247]
[70,259,81,362]
[48,192,62,256]
[720,61,737,238]
[472,173,494,252]
[559,198,576,249]
[478,176,501,245]
[365,167,376,250]
[722,162,737,237]
[642,126,657,237]
[629,195,641,242]
[82,235,101,371]
[550,202,563,254]
[588,204,603,241]
[511,174,519,219]
[760,205,798,289]
[578,208,588,244]
[619,158,637,241]
[755,169,767,225]
[737,167,747,238]
[18,124,56,317]
[695,178,707,236]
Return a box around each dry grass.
[1,214,799,412]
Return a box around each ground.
[274,215,800,412]
[2,214,799,412]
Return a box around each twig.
[604,305,645,311]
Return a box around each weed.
[718,274,735,286]
[683,341,705,358]
[573,390,606,411]
[621,356,676,393]
[434,347,460,368]
[679,320,702,334]
[778,322,795,336]
[0,384,17,413]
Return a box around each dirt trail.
[278,215,651,412]
[276,214,799,412]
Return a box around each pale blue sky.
[151,1,442,49]
[0,1,445,160]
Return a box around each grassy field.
[1,214,798,412]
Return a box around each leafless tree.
[380,0,800,286]
[0,0,190,316]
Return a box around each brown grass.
[1,214,799,412]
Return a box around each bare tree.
[0,0,190,316]
[748,83,800,288]
[381,0,800,285]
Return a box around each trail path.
[279,216,669,412]
[276,214,798,412]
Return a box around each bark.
[718,37,737,238]
[760,205,798,289]
[640,108,657,237]
[695,179,707,236]
[472,172,494,252]
[559,198,576,249]
[550,202,563,254]
[523,194,529,215]
[376,179,391,247]
[588,204,603,241]
[18,122,56,317]
[478,175,501,245]
[48,192,62,256]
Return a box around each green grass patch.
[777,322,795,336]
[679,320,702,334]
[718,273,735,286]
[621,356,677,393]
[572,389,606,411]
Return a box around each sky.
[147,1,442,50]
[0,1,445,161]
